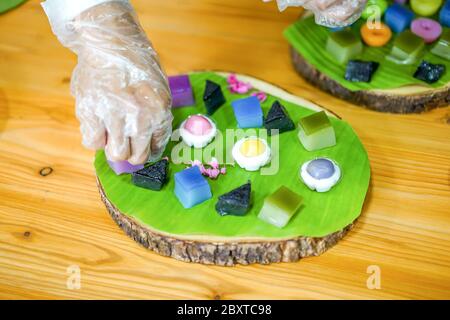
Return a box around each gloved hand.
[42,0,173,165]
[264,0,367,27]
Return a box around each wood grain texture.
[0,0,449,299]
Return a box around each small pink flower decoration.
[251,91,267,103]
[209,158,219,170]
[227,74,252,94]
[227,73,268,103]
[187,157,226,180]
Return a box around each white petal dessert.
[179,114,217,148]
[300,158,341,192]
[232,136,271,171]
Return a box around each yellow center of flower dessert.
[240,139,266,157]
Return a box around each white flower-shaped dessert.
[300,158,341,192]
[179,114,217,148]
[232,136,271,171]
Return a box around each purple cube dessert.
[168,75,195,108]
[174,166,212,208]
[231,96,264,128]
[108,160,144,175]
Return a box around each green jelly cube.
[431,29,450,61]
[258,186,303,228]
[326,30,363,64]
[298,111,336,151]
[386,30,425,65]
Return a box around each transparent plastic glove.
[264,0,367,27]
[42,0,173,165]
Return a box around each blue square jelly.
[440,0,450,28]
[174,166,212,208]
[385,3,414,33]
[231,96,263,128]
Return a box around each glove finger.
[318,2,355,24]
[104,116,131,162]
[76,103,106,150]
[316,0,339,10]
[149,122,172,162]
[128,133,152,165]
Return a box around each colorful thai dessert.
[203,80,225,115]
[414,60,446,83]
[168,74,195,108]
[258,186,303,228]
[284,0,450,113]
[231,96,264,128]
[264,101,296,135]
[132,159,169,191]
[326,29,363,64]
[179,114,217,148]
[232,136,271,171]
[298,111,336,151]
[431,29,450,59]
[215,182,251,216]
[174,166,212,209]
[107,160,144,175]
[300,158,341,193]
[386,30,425,65]
[345,60,380,82]
[385,3,414,33]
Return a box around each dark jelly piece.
[264,101,295,135]
[344,60,379,82]
[215,182,251,216]
[132,159,169,191]
[413,60,446,84]
[203,80,226,115]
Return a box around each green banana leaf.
[284,16,449,92]
[95,72,370,239]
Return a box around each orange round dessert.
[360,22,392,47]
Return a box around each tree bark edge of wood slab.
[97,179,354,266]
[290,47,450,114]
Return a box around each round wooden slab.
[98,180,353,266]
[96,72,368,266]
[290,48,450,114]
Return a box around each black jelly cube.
[414,61,446,84]
[203,80,225,115]
[344,60,379,83]
[132,159,169,191]
[264,101,295,135]
[215,182,251,216]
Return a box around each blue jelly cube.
[440,0,450,28]
[174,166,212,208]
[385,3,414,33]
[231,96,263,128]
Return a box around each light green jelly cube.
[298,111,336,151]
[258,186,303,228]
[326,30,363,64]
[431,29,450,61]
[386,30,425,65]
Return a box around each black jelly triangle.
[203,80,221,99]
[135,159,168,181]
[266,101,288,122]
[219,182,251,203]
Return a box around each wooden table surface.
[0,0,449,300]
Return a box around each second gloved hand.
[265,0,367,27]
